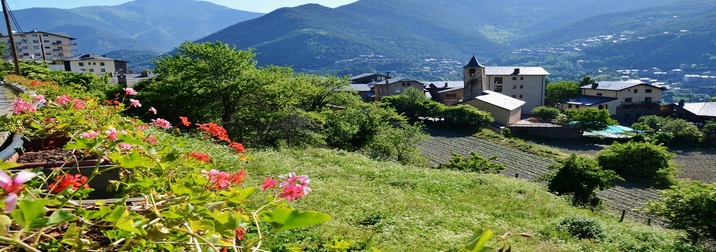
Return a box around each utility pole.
[1,0,20,75]
[39,34,46,62]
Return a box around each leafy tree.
[531,106,561,121]
[646,181,716,245]
[545,81,580,106]
[563,108,617,132]
[662,118,703,146]
[442,105,494,130]
[547,154,621,207]
[362,122,428,165]
[436,152,505,173]
[322,101,405,151]
[596,141,677,187]
[580,76,597,86]
[634,115,665,132]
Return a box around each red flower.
[179,116,191,127]
[49,174,89,194]
[188,151,211,162]
[261,177,276,191]
[230,170,248,185]
[228,142,245,153]
[235,227,245,240]
[197,122,230,142]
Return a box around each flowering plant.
[0,75,330,251]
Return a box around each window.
[519,95,523,98]
[596,93,602,96]
[645,89,652,93]
[100,62,105,66]
[568,104,573,108]
[469,68,476,76]
[634,89,639,93]
[576,105,580,108]
[512,85,517,89]
[101,69,106,72]
[624,97,632,102]
[44,46,50,49]
[645,97,652,103]
[45,53,51,55]
[43,40,49,43]
[493,77,502,84]
[520,77,524,80]
[512,95,516,98]
[89,69,95,72]
[512,77,517,80]
[32,40,39,43]
[79,62,84,66]
[520,85,523,89]
[494,85,503,92]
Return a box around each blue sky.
[7,0,358,13]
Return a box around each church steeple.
[463,55,485,100]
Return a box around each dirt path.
[419,128,661,225]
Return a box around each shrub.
[442,105,494,130]
[558,216,604,240]
[596,141,677,187]
[436,152,505,173]
[531,106,561,122]
[646,181,716,245]
[547,154,621,207]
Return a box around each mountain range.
[3,0,716,79]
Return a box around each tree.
[580,76,597,86]
[596,141,677,187]
[531,106,561,121]
[547,154,621,207]
[363,122,428,165]
[646,181,716,245]
[563,108,617,132]
[545,81,580,106]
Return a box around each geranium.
[31,94,46,103]
[146,135,157,144]
[148,107,157,115]
[123,87,138,96]
[105,127,126,141]
[261,177,277,190]
[129,99,142,108]
[179,116,191,127]
[197,122,230,142]
[279,184,307,202]
[228,142,246,153]
[80,130,100,139]
[207,169,232,189]
[230,170,248,185]
[118,142,132,149]
[104,99,120,106]
[188,151,211,162]
[12,97,36,114]
[151,118,172,129]
[48,174,89,194]
[55,95,71,105]
[0,170,37,213]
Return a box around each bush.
[531,106,561,122]
[436,152,505,173]
[646,181,716,245]
[547,154,621,207]
[596,141,677,187]
[558,216,604,240]
[442,105,494,130]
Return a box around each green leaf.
[108,150,155,169]
[0,215,11,236]
[161,210,184,219]
[463,227,494,252]
[30,209,77,229]
[261,207,332,231]
[0,162,20,169]
[227,187,256,204]
[115,210,146,235]
[11,199,49,228]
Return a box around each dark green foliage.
[436,152,505,174]
[558,217,604,240]
[596,141,677,187]
[322,102,405,151]
[633,116,705,147]
[531,106,561,121]
[563,108,617,132]
[547,154,621,207]
[646,181,716,246]
[441,105,494,130]
[362,122,428,166]
[545,81,580,106]
[381,91,493,131]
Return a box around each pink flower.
[261,177,277,191]
[279,184,306,202]
[105,127,119,141]
[31,94,46,103]
[0,170,37,213]
[123,87,138,96]
[72,99,85,110]
[151,118,172,129]
[148,107,157,115]
[55,95,71,106]
[279,172,311,188]
[12,97,36,114]
[146,135,157,144]
[129,99,142,108]
[118,142,131,149]
[207,169,232,190]
[80,130,100,139]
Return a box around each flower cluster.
[151,118,172,129]
[206,169,248,190]
[188,151,211,162]
[197,122,230,142]
[0,170,37,213]
[262,172,312,202]
[48,174,89,194]
[12,97,37,114]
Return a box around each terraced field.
[419,128,661,224]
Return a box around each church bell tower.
[463,55,485,100]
